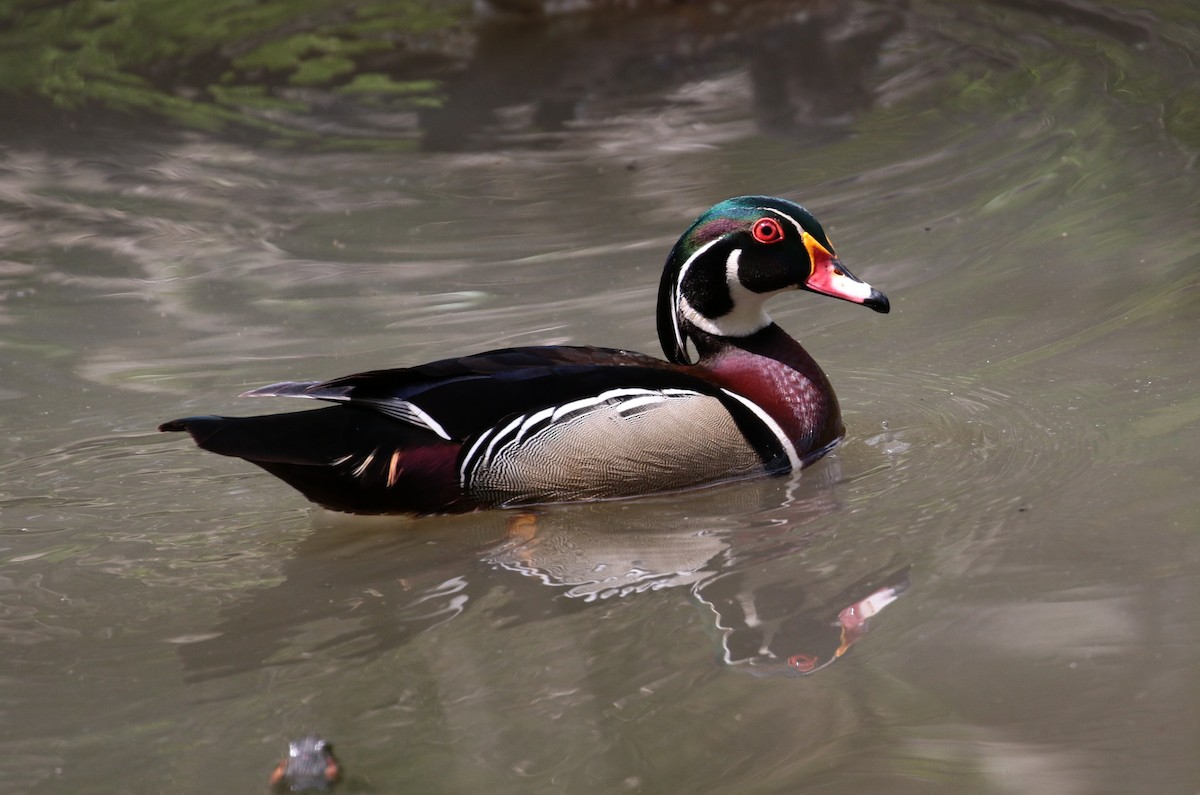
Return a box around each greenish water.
[1,2,1198,793]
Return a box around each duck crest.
[656,195,851,365]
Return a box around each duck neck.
[691,323,844,463]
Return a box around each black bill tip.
[864,289,890,314]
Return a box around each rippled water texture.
[1,1,1198,793]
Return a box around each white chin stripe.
[679,248,773,338]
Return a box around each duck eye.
[751,217,785,244]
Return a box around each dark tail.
[160,407,464,514]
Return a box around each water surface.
[1,2,1198,793]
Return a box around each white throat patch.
[678,248,776,338]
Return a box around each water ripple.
[838,367,1104,515]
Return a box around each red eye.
[751,217,785,244]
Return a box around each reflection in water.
[0,1,907,150]
[178,465,908,682]
[421,3,903,151]
[698,561,908,676]
[490,510,909,677]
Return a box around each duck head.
[657,196,889,364]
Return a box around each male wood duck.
[160,196,889,514]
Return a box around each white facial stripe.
[757,206,806,237]
[678,295,719,335]
[725,245,741,286]
[674,237,723,303]
[682,247,774,338]
[672,236,723,356]
[719,388,800,472]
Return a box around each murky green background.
[1,1,1198,792]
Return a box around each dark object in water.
[269,735,340,792]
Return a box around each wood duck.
[160,196,889,514]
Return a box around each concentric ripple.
[834,367,1105,517]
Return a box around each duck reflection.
[178,468,908,681]
[696,558,908,676]
[486,505,908,677]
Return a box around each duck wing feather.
[241,345,724,441]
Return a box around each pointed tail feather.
[159,407,464,514]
